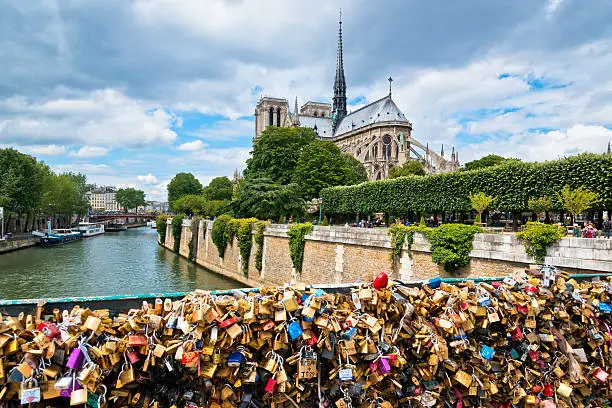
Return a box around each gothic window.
[269,107,274,126]
[365,151,370,161]
[395,143,399,159]
[276,108,281,126]
[382,135,392,159]
[356,148,361,157]
[373,145,378,159]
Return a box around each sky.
[1,0,612,201]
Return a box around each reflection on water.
[0,227,240,300]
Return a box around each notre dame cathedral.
[254,17,459,180]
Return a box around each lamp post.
[318,198,323,224]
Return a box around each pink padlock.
[65,347,85,370]
[59,380,82,398]
[378,357,391,374]
[127,350,140,365]
[594,367,609,382]
[369,362,378,373]
[264,377,277,394]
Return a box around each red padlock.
[37,322,60,339]
[528,350,538,362]
[373,272,389,290]
[510,327,523,340]
[593,367,609,382]
[264,377,277,394]
[531,384,543,393]
[307,333,318,347]
[543,383,554,397]
[127,350,140,364]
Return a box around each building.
[145,201,170,213]
[254,16,459,180]
[86,186,120,212]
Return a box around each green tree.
[203,177,233,201]
[469,192,495,224]
[0,148,47,217]
[168,172,203,209]
[115,188,146,212]
[230,177,304,220]
[527,196,553,220]
[342,153,368,185]
[292,141,353,199]
[557,185,600,224]
[172,194,207,216]
[389,161,426,178]
[244,127,316,185]
[463,154,520,171]
[42,173,89,227]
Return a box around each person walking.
[603,218,611,239]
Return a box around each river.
[0,227,240,300]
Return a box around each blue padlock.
[509,349,519,359]
[287,319,303,341]
[478,294,492,307]
[303,315,315,323]
[427,277,441,289]
[599,302,611,313]
[314,289,325,297]
[227,351,244,367]
[480,345,495,360]
[342,327,357,340]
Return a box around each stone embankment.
[161,220,612,286]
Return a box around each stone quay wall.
[161,221,612,287]
[0,237,38,254]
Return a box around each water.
[0,227,240,300]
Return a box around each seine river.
[0,227,240,300]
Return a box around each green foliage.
[389,161,426,178]
[292,140,366,200]
[517,222,566,264]
[168,173,203,209]
[428,224,482,272]
[287,222,313,273]
[462,154,520,171]
[419,215,426,227]
[171,214,185,253]
[230,177,304,221]
[388,224,430,260]
[171,194,227,217]
[203,177,234,201]
[469,192,495,224]
[254,221,268,272]
[245,127,316,185]
[321,215,329,226]
[115,187,146,212]
[527,196,553,218]
[557,185,601,221]
[211,215,232,258]
[474,213,481,224]
[321,154,612,215]
[237,218,258,276]
[156,214,169,244]
[341,153,369,186]
[0,148,48,216]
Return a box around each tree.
[230,177,304,220]
[42,173,90,227]
[168,173,203,209]
[469,192,495,224]
[527,196,553,220]
[557,185,600,224]
[115,188,146,212]
[389,161,426,178]
[171,194,228,217]
[0,148,47,216]
[292,141,367,200]
[244,127,316,185]
[463,154,520,171]
[203,177,233,201]
[342,154,369,185]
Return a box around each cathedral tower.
[332,14,347,132]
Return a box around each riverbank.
[0,237,38,254]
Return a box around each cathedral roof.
[299,115,333,138]
[333,95,409,137]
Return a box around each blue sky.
[1,0,612,200]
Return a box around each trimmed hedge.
[321,154,612,214]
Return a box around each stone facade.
[161,222,612,287]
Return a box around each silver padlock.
[20,377,41,405]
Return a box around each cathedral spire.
[608,141,611,155]
[441,144,445,157]
[332,9,347,132]
[292,96,300,126]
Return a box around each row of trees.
[167,126,369,220]
[115,188,146,213]
[0,148,90,231]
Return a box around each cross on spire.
[388,76,393,96]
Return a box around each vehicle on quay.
[77,222,105,237]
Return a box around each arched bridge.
[89,213,162,224]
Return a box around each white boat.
[150,221,157,229]
[77,222,105,237]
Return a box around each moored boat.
[77,221,105,237]
[105,223,127,232]
[39,228,82,247]
[150,221,157,229]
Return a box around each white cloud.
[21,144,67,156]
[69,146,109,158]
[0,89,179,147]
[177,140,206,151]
[136,173,158,184]
[188,118,254,141]
[52,163,113,174]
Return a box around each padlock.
[70,388,88,406]
[264,377,277,394]
[37,321,61,339]
[378,357,391,374]
[480,345,495,360]
[20,378,41,405]
[543,383,554,397]
[593,367,609,382]
[66,346,85,370]
[556,382,572,398]
[287,319,304,341]
[227,350,245,367]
